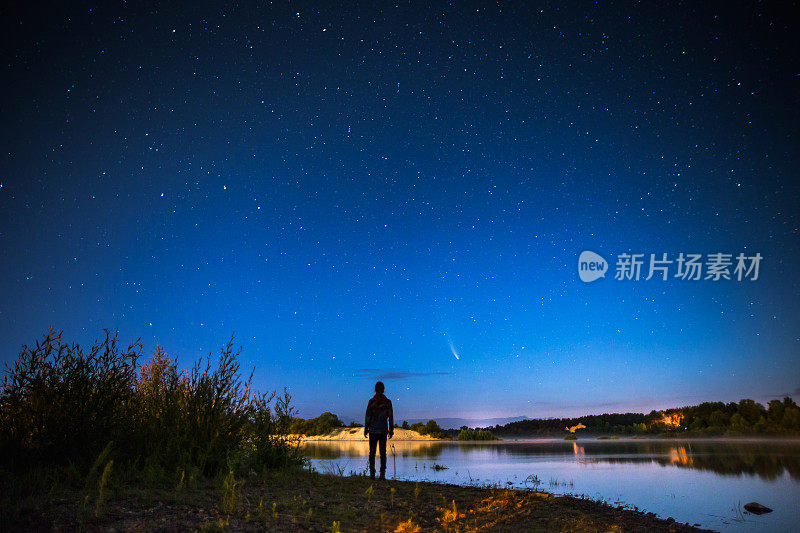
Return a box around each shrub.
[456,428,498,441]
[289,412,343,436]
[0,329,140,467]
[409,420,446,439]
[0,329,304,478]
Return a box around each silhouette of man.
[364,381,393,479]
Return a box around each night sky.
[1,2,798,423]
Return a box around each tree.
[730,413,749,432]
[737,399,765,425]
[709,410,728,428]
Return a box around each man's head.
[374,381,385,394]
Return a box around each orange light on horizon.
[654,411,683,428]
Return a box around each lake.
[303,438,800,532]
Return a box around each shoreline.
[3,469,712,531]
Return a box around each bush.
[456,428,498,441]
[409,420,446,439]
[0,330,304,478]
[0,330,140,468]
[289,412,343,436]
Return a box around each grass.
[2,467,711,532]
[548,477,574,488]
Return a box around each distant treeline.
[489,398,800,437]
[269,396,800,441]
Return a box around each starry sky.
[1,1,798,423]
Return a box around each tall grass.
[0,329,304,481]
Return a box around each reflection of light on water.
[303,440,447,458]
[572,442,585,456]
[668,445,693,466]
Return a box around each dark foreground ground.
[3,468,711,532]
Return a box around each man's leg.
[368,434,378,479]
[378,434,387,479]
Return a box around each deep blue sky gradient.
[1,1,798,422]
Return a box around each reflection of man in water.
[364,381,394,479]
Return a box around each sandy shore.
[290,427,443,442]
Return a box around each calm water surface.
[303,438,800,532]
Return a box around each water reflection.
[572,442,585,456]
[304,439,800,532]
[303,439,800,480]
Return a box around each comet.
[448,339,460,360]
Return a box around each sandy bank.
[290,427,443,441]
